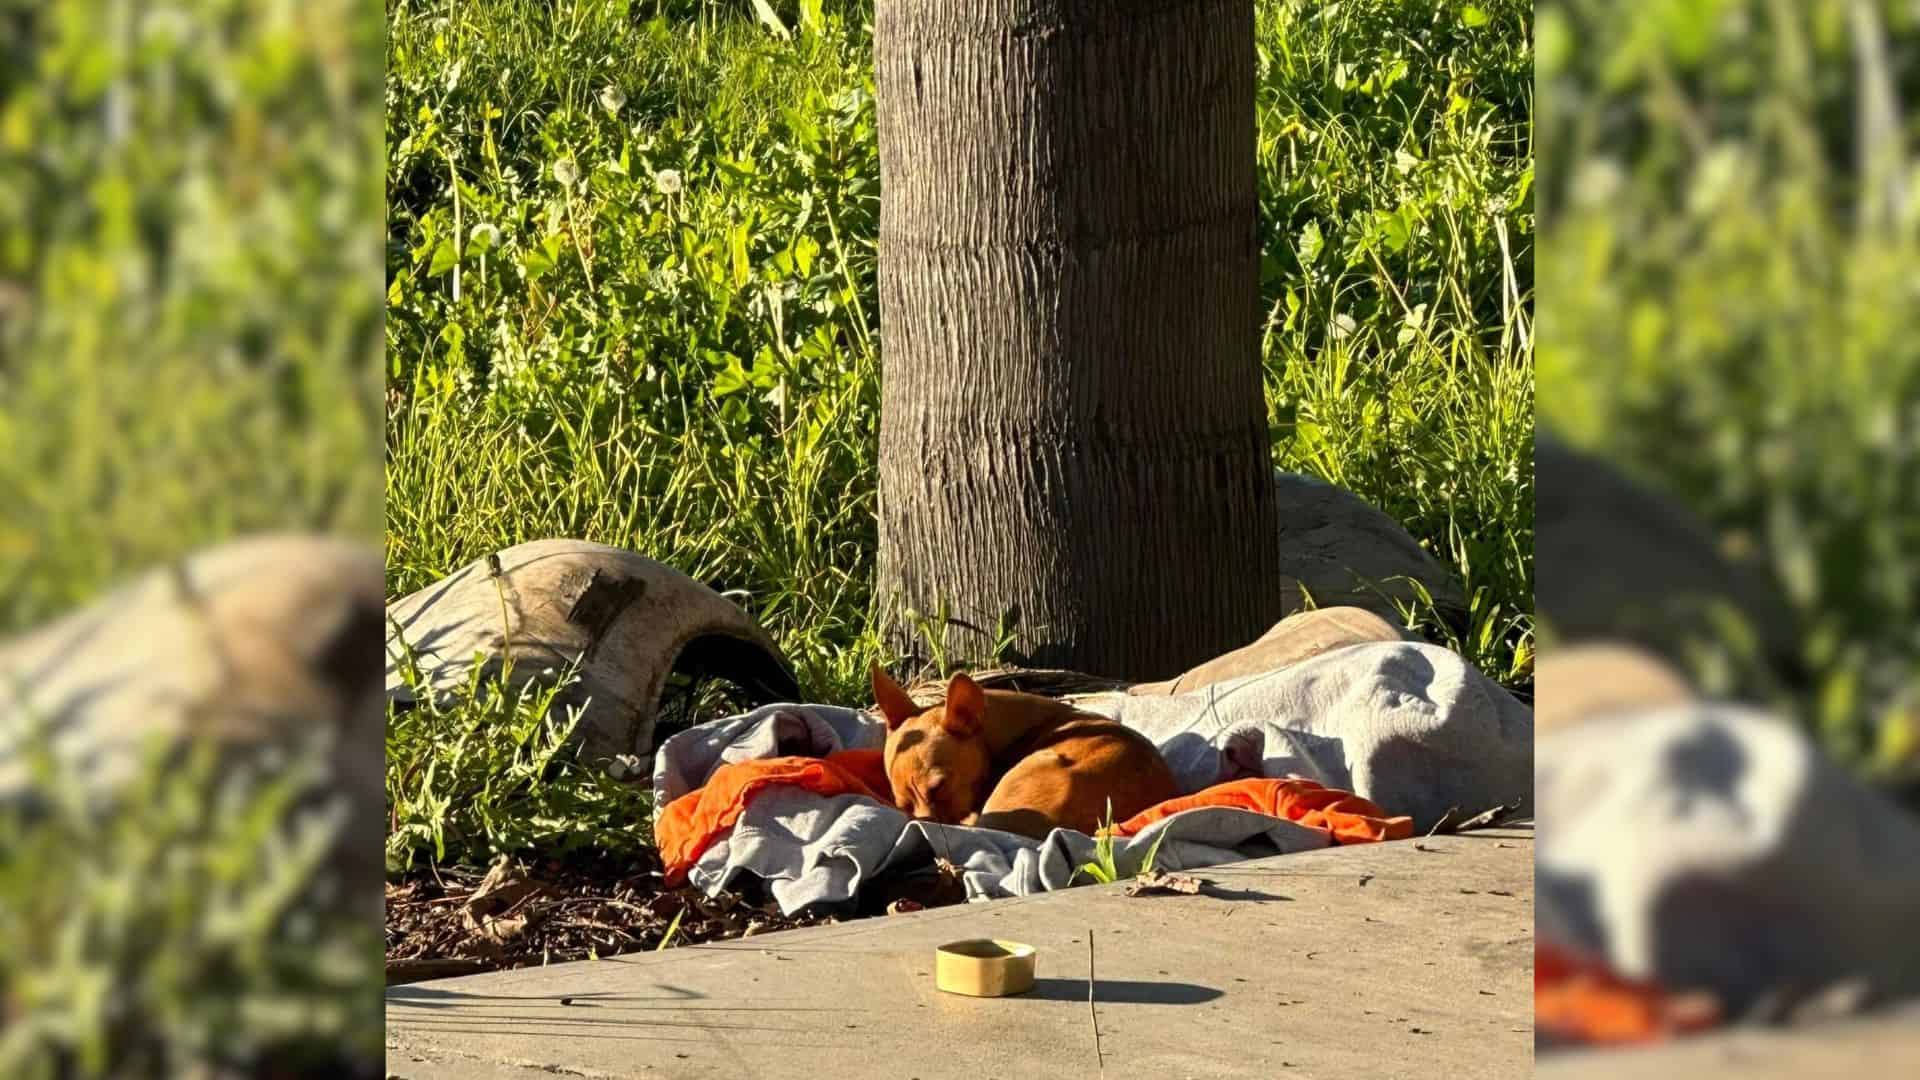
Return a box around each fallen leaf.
[464,855,542,918]
[469,912,528,946]
[1126,871,1204,896]
[1453,804,1516,831]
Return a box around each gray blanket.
[1537,705,1920,1020]
[653,641,1533,913]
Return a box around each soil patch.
[385,848,968,984]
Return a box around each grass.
[385,651,658,874]
[0,2,384,634]
[383,1,1534,873]
[0,732,381,1076]
[1072,801,1172,887]
[1537,0,1919,775]
[655,905,686,951]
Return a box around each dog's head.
[871,664,993,825]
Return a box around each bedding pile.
[1535,704,1920,1045]
[651,640,1534,914]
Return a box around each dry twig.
[1088,927,1105,1077]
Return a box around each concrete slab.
[387,827,1535,1080]
[1538,1001,1920,1080]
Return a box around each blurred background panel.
[1537,0,1918,777]
[1536,0,1920,1068]
[0,1,384,1076]
[0,0,385,627]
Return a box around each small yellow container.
[934,939,1037,997]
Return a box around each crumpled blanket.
[655,750,892,880]
[650,640,1532,914]
[1536,704,1920,1043]
[656,757,1412,885]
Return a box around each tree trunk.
[874,0,1281,680]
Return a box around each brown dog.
[871,665,1180,840]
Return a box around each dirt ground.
[384,847,972,985]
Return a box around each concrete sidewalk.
[1539,1000,1920,1080]
[387,827,1535,1080]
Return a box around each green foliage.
[0,0,385,634]
[655,905,687,950]
[386,0,884,705]
[0,732,381,1077]
[1538,0,1920,766]
[385,646,658,873]
[1258,0,1536,685]
[1074,801,1172,886]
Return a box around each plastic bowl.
[934,939,1037,997]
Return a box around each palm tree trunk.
[873,0,1281,679]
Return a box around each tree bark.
[874,0,1281,680]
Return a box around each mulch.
[384,848,823,985]
[384,847,970,985]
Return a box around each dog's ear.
[941,672,985,738]
[871,663,921,731]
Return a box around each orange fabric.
[830,748,892,801]
[1111,776,1415,845]
[1535,941,1723,1045]
[656,751,889,883]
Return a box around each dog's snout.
[909,802,956,825]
